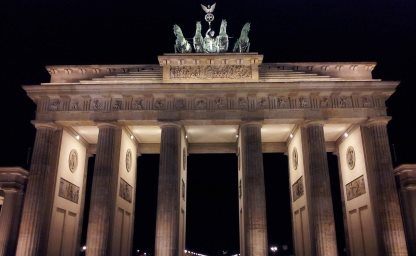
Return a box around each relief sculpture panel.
[346,175,366,201]
[58,178,80,204]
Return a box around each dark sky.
[2,0,416,255]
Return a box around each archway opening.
[186,154,239,255]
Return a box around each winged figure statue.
[201,3,216,14]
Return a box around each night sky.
[2,0,416,255]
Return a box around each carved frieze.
[132,98,146,110]
[90,99,105,111]
[169,65,252,80]
[44,94,380,113]
[48,99,61,111]
[346,175,366,201]
[58,178,80,204]
[111,99,123,111]
[292,176,304,202]
[119,178,133,203]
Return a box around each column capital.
[363,116,391,127]
[239,120,263,129]
[31,121,60,130]
[96,122,120,129]
[158,121,182,129]
[394,164,416,189]
[301,119,325,127]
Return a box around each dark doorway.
[263,153,293,255]
[132,154,160,255]
[186,154,239,255]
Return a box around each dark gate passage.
[187,154,239,255]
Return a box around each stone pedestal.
[158,53,263,83]
[0,167,28,256]
[86,124,122,255]
[155,123,187,256]
[394,164,416,255]
[238,122,268,256]
[361,119,408,255]
[16,125,63,256]
[300,123,338,255]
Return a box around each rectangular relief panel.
[346,175,366,201]
[292,176,304,202]
[119,178,133,203]
[58,178,80,204]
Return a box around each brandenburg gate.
[4,51,407,256]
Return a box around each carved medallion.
[346,146,355,170]
[126,149,132,172]
[68,149,78,173]
[292,147,298,170]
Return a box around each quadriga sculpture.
[173,24,192,53]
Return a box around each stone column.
[361,118,408,255]
[16,124,63,256]
[0,167,28,256]
[394,164,416,255]
[155,123,186,256]
[301,122,337,255]
[86,124,122,255]
[239,122,268,256]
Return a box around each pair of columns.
[288,120,408,255]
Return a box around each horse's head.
[173,24,183,39]
[241,22,251,37]
[195,21,202,33]
[220,19,228,34]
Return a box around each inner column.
[155,123,187,256]
[238,122,268,256]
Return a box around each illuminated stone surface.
[15,54,409,255]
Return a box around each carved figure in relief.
[193,22,204,53]
[173,24,192,53]
[217,19,229,52]
[233,22,251,53]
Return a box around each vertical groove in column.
[302,124,337,256]
[16,127,62,256]
[155,125,181,256]
[86,126,121,256]
[361,124,408,255]
[240,123,268,256]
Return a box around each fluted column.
[301,122,337,255]
[86,124,122,255]
[361,118,408,255]
[394,164,416,255]
[239,122,268,256]
[155,123,184,256]
[16,124,62,256]
[0,167,28,256]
